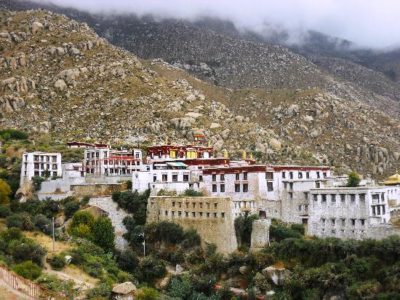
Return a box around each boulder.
[269,138,282,151]
[31,21,43,34]
[112,281,137,296]
[210,123,221,129]
[54,79,67,91]
[262,265,290,286]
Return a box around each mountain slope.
[1,9,400,178]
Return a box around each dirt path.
[0,281,34,300]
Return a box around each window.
[317,171,320,178]
[331,218,335,225]
[289,172,293,179]
[220,174,225,181]
[359,193,366,202]
[221,212,225,218]
[220,184,225,192]
[162,174,168,182]
[322,194,327,203]
[243,184,248,192]
[212,184,217,192]
[206,212,210,218]
[289,182,293,190]
[266,172,274,180]
[340,194,345,202]
[172,174,178,182]
[323,172,327,178]
[360,219,365,226]
[331,194,336,203]
[321,218,326,225]
[313,194,318,201]
[282,172,286,178]
[315,181,321,188]
[341,218,346,226]
[235,173,240,180]
[243,172,248,180]
[350,194,355,203]
[192,212,196,217]
[235,184,240,192]
[212,174,217,181]
[214,203,218,209]
[52,164,57,170]
[199,175,203,182]
[267,182,274,192]
[288,192,293,200]
[298,172,303,179]
[183,174,189,182]
[306,172,310,179]
[185,212,189,217]
[351,219,356,226]
[214,213,218,218]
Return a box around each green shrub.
[136,287,159,300]
[48,255,66,270]
[347,171,361,187]
[86,282,112,299]
[6,213,34,230]
[0,205,11,218]
[92,216,115,252]
[80,196,90,206]
[117,249,139,273]
[139,255,166,283]
[168,275,194,299]
[0,129,28,140]
[270,220,303,242]
[31,176,45,191]
[34,214,51,234]
[13,261,42,280]
[183,189,203,197]
[234,214,259,247]
[64,200,80,219]
[9,239,46,266]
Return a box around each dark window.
[172,174,178,182]
[266,172,274,180]
[331,194,336,203]
[183,174,189,182]
[220,184,225,192]
[313,194,318,201]
[322,194,327,202]
[221,212,225,218]
[289,172,293,179]
[199,175,203,182]
[359,193,366,202]
[360,219,365,226]
[298,172,303,179]
[323,172,327,178]
[212,184,217,192]
[243,172,248,180]
[317,171,320,178]
[316,181,321,188]
[340,194,346,202]
[243,184,248,192]
[220,174,225,181]
[288,192,293,200]
[235,184,240,192]
[267,182,274,191]
[350,194,356,202]
[212,174,216,181]
[162,174,167,182]
[306,172,310,179]
[282,172,286,178]
[235,173,240,180]
[351,219,356,226]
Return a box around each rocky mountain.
[1,8,400,178]
[4,0,400,117]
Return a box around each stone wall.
[71,183,126,197]
[147,196,238,254]
[250,219,271,251]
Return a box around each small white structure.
[20,152,62,185]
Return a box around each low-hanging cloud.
[34,0,400,49]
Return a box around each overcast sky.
[37,0,400,49]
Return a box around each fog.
[34,0,400,49]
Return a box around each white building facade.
[20,152,62,185]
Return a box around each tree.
[347,171,361,187]
[117,249,139,273]
[64,200,80,219]
[13,261,42,280]
[234,214,259,247]
[92,216,115,252]
[0,179,11,205]
[136,287,159,300]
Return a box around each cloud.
[35,0,400,48]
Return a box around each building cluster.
[20,138,400,249]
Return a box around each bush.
[34,214,51,234]
[6,213,34,230]
[270,220,303,242]
[139,255,166,283]
[92,216,115,252]
[48,255,66,270]
[117,249,139,273]
[347,171,361,187]
[31,176,45,191]
[183,189,203,197]
[9,239,46,266]
[64,200,80,219]
[136,287,159,300]
[0,179,11,205]
[86,282,112,299]
[0,205,11,218]
[80,196,90,206]
[0,129,28,140]
[13,261,42,280]
[234,214,259,247]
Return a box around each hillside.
[1,9,400,178]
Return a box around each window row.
[154,173,190,182]
[282,171,327,179]
[164,210,225,219]
[172,201,218,209]
[313,193,366,204]
[321,218,366,227]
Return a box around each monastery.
[19,136,400,253]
